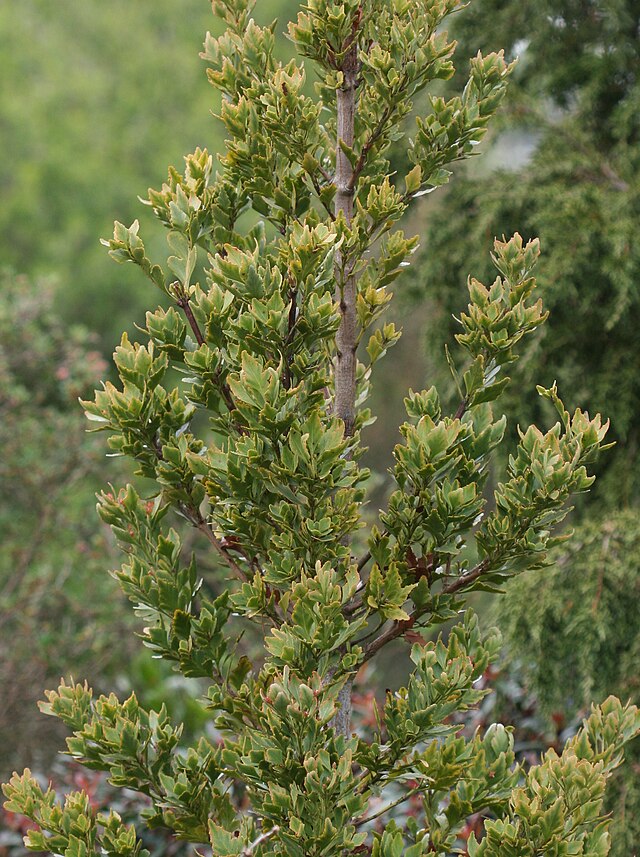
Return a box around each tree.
[3,2,638,854]
[416,0,640,507]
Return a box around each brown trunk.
[334,42,359,438]
[331,36,360,739]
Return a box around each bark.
[330,35,360,739]
[334,42,359,438]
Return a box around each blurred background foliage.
[0,0,285,350]
[0,271,127,776]
[1,1,639,855]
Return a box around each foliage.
[496,510,640,856]
[415,0,640,507]
[0,272,131,777]
[0,761,191,857]
[0,0,288,348]
[3,1,638,854]
[0,274,210,782]
[413,5,640,851]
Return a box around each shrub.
[3,2,638,854]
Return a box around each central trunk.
[331,36,360,739]
[334,44,359,438]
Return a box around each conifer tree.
[4,2,639,854]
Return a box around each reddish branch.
[442,558,490,595]
[360,558,492,661]
[149,424,248,588]
[192,515,248,583]
[348,101,396,192]
[282,275,298,390]
[454,398,468,420]
[172,280,238,415]
[173,281,205,346]
[361,616,416,663]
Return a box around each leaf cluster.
[3,1,637,854]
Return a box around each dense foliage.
[413,5,640,853]
[0,274,211,784]
[1,761,191,857]
[417,0,640,506]
[3,1,638,855]
[496,511,640,856]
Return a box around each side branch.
[282,274,298,390]
[177,489,252,584]
[348,101,396,191]
[454,398,467,420]
[442,558,490,595]
[308,170,336,221]
[243,826,280,855]
[361,559,492,661]
[191,513,249,583]
[354,786,422,828]
[172,281,238,415]
[361,615,416,663]
[173,281,205,346]
[149,438,249,585]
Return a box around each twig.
[454,398,467,420]
[147,444,245,581]
[360,559,491,661]
[361,615,416,663]
[216,372,239,416]
[442,558,490,595]
[317,164,334,184]
[357,548,372,572]
[308,170,336,220]
[343,592,364,617]
[342,545,374,618]
[172,281,205,347]
[282,277,298,390]
[243,825,280,855]
[147,440,244,582]
[172,280,238,415]
[179,297,205,346]
[192,514,248,583]
[355,787,421,828]
[348,101,396,191]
